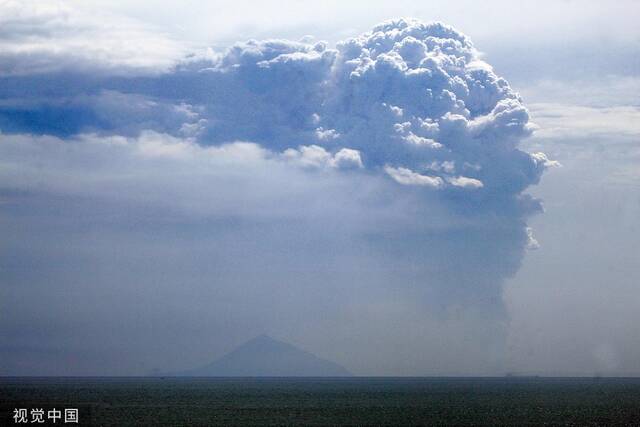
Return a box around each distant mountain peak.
[237,334,299,351]
[179,335,352,377]
[246,333,278,344]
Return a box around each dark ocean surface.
[2,377,640,426]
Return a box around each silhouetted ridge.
[179,335,352,377]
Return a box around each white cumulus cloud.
[384,166,444,188]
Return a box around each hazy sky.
[0,0,638,376]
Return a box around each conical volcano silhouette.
[182,335,352,376]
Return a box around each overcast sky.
[0,0,638,376]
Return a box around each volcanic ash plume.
[0,16,555,374]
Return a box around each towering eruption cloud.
[0,12,554,375]
[184,19,548,193]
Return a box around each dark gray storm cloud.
[0,5,555,375]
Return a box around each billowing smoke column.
[0,16,556,374]
[169,19,552,197]
[148,19,554,304]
